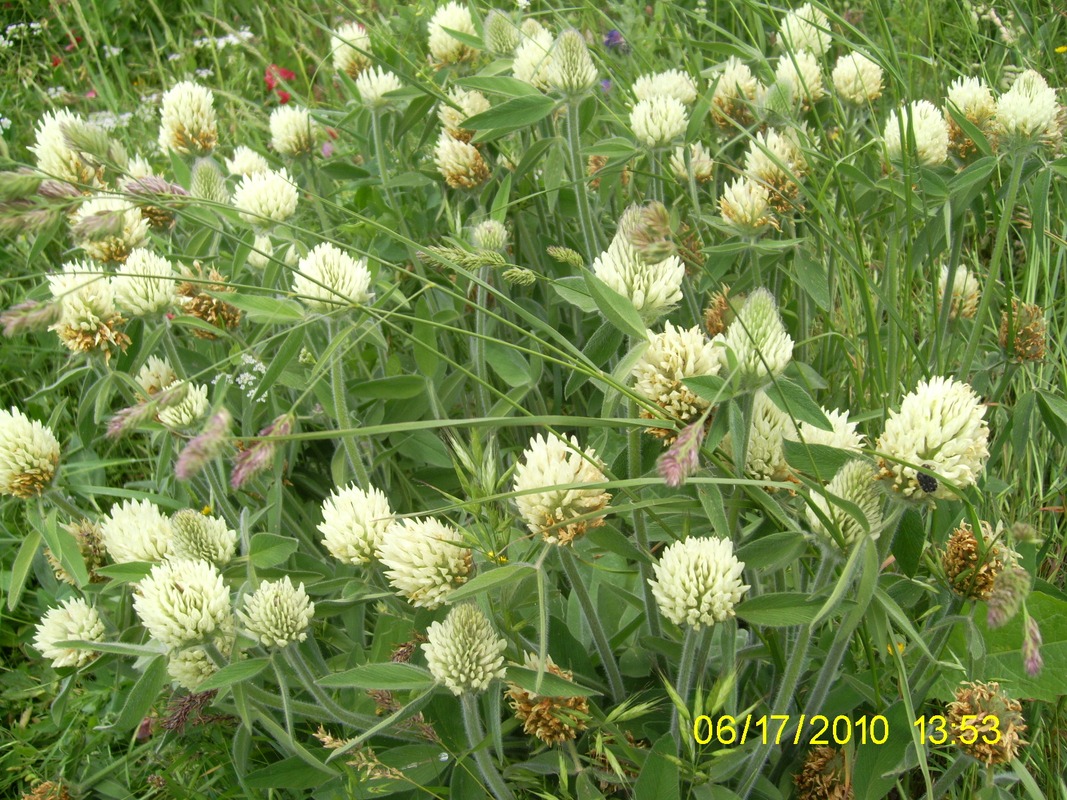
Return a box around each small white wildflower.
[633,70,699,105]
[423,604,507,695]
[100,498,173,563]
[270,105,316,157]
[332,21,371,78]
[631,323,723,429]
[34,598,105,668]
[778,2,831,55]
[592,233,685,323]
[71,194,150,263]
[354,66,404,109]
[719,177,774,237]
[670,142,714,183]
[785,408,865,452]
[158,81,217,155]
[711,57,762,126]
[113,248,177,316]
[938,264,980,320]
[438,87,491,141]
[434,131,490,189]
[134,558,233,649]
[239,576,315,647]
[630,96,689,147]
[775,50,825,108]
[232,168,299,226]
[428,1,477,65]
[225,146,269,177]
[883,100,950,166]
[0,408,61,499]
[832,52,883,104]
[136,356,178,395]
[378,517,473,608]
[158,380,210,430]
[512,26,554,90]
[996,69,1061,145]
[30,109,101,185]
[293,242,374,310]
[718,288,793,388]
[806,459,884,548]
[649,536,749,629]
[170,508,237,565]
[547,29,597,96]
[318,483,394,565]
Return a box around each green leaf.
[105,656,168,732]
[734,593,824,626]
[513,136,560,180]
[245,757,334,790]
[586,137,639,158]
[8,530,41,611]
[457,76,540,98]
[890,509,925,578]
[220,293,305,323]
[349,375,425,399]
[634,733,681,800]
[484,341,534,387]
[446,563,536,602]
[566,323,622,397]
[465,94,557,133]
[782,440,853,480]
[583,271,647,339]
[765,379,832,430]
[552,276,597,312]
[95,562,153,584]
[252,326,305,403]
[506,665,601,698]
[793,251,831,311]
[1037,391,1067,446]
[736,531,808,572]
[38,510,89,588]
[318,663,436,691]
[196,658,270,692]
[249,533,299,568]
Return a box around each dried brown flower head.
[946,681,1027,765]
[177,266,241,340]
[22,782,71,800]
[704,286,738,338]
[794,746,853,800]
[507,654,590,745]
[999,300,1046,362]
[943,521,1002,600]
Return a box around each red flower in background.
[264,64,295,91]
[276,90,291,104]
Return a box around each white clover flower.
[158,81,217,155]
[378,517,472,608]
[512,26,554,90]
[670,142,714,182]
[471,219,508,251]
[113,248,177,316]
[719,177,774,237]
[134,558,233,649]
[99,498,173,563]
[512,434,611,545]
[167,646,219,691]
[649,536,749,629]
[485,9,520,55]
[318,483,394,565]
[947,77,996,129]
[744,128,807,199]
[225,146,269,177]
[996,69,1060,144]
[806,459,884,548]
[247,233,273,269]
[438,87,491,141]
[158,380,210,430]
[126,154,155,180]
[71,194,150,263]
[876,376,990,501]
[170,509,237,565]
[592,234,685,323]
[428,1,477,65]
[239,576,315,647]
[423,604,507,695]
[30,109,101,185]
[785,407,865,452]
[34,597,105,668]
[712,57,762,126]
[232,168,299,226]
[630,96,689,148]
[775,50,825,108]
[547,29,597,96]
[136,356,177,395]
[719,288,793,388]
[355,66,404,108]
[778,2,831,56]
[0,408,60,499]
[434,131,490,189]
[832,52,883,104]
[939,264,980,320]
[47,261,126,355]
[270,105,316,157]
[292,242,374,310]
[883,100,950,166]
[741,389,794,482]
[632,323,722,428]
[633,69,699,105]
[332,21,371,78]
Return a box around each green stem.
[558,548,625,703]
[671,626,703,752]
[565,98,599,257]
[329,321,371,488]
[283,646,377,730]
[461,693,515,800]
[626,363,662,641]
[472,264,492,416]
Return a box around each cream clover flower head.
[239,576,315,647]
[670,142,714,183]
[428,1,477,65]
[513,26,554,90]
[113,248,177,316]
[232,168,299,227]
[806,459,884,549]
[247,233,273,270]
[485,9,520,55]
[293,242,374,310]
[630,96,689,148]
[378,517,473,608]
[168,644,226,691]
[158,81,217,155]
[170,509,237,565]
[633,70,699,105]
[30,109,102,186]
[945,76,997,149]
[136,356,177,396]
[47,260,128,358]
[775,50,825,109]
[883,100,950,166]
[470,219,508,251]
[332,21,371,78]
[0,408,61,499]
[785,408,865,452]
[355,66,404,108]
[996,69,1061,145]
[712,57,762,127]
[649,536,749,629]
[875,376,989,501]
[71,194,150,263]
[741,389,794,482]
[512,434,611,546]
[100,498,173,563]
[34,597,105,668]
[134,558,233,649]
[744,128,808,206]
[126,154,155,181]
[631,323,722,433]
[225,146,269,177]
[719,177,775,237]
[434,131,490,189]
[939,265,980,320]
[548,29,597,96]
[270,105,316,157]
[832,52,883,104]
[423,604,507,695]
[778,2,831,56]
[318,483,394,565]
[438,87,491,141]
[158,380,210,430]
[718,288,793,387]
[592,234,685,324]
